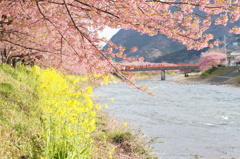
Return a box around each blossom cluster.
[199,51,227,71]
[0,0,239,75]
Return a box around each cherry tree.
[0,0,239,75]
[199,51,227,72]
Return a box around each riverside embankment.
[0,65,156,159]
[175,66,240,86]
[94,70,240,159]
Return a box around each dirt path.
[210,69,240,83]
[175,68,240,86]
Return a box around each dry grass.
[224,75,240,85]
[93,111,157,159]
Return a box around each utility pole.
[224,35,228,66]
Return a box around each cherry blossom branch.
[36,0,80,57]
[74,0,120,19]
[0,39,48,52]
[62,0,146,90]
[145,0,239,8]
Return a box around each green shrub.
[201,67,217,77]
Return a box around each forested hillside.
[107,22,240,63]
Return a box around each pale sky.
[99,27,120,40]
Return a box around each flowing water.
[93,76,240,159]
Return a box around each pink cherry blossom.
[0,0,239,75]
[199,51,227,72]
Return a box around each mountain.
[108,29,186,61]
[107,29,185,62]
[105,21,240,64]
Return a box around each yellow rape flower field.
[0,64,156,159]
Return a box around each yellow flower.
[86,86,92,93]
[95,104,102,109]
[73,79,78,84]
[109,98,114,102]
[35,67,98,158]
[123,122,128,127]
[103,76,109,82]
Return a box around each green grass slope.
[0,64,40,158]
[0,64,157,159]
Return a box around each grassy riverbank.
[0,64,156,159]
[175,66,240,85]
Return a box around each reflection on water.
[93,77,240,159]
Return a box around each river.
[93,76,240,159]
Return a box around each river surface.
[93,76,240,159]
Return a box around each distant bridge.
[122,63,200,80]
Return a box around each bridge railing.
[123,63,199,70]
